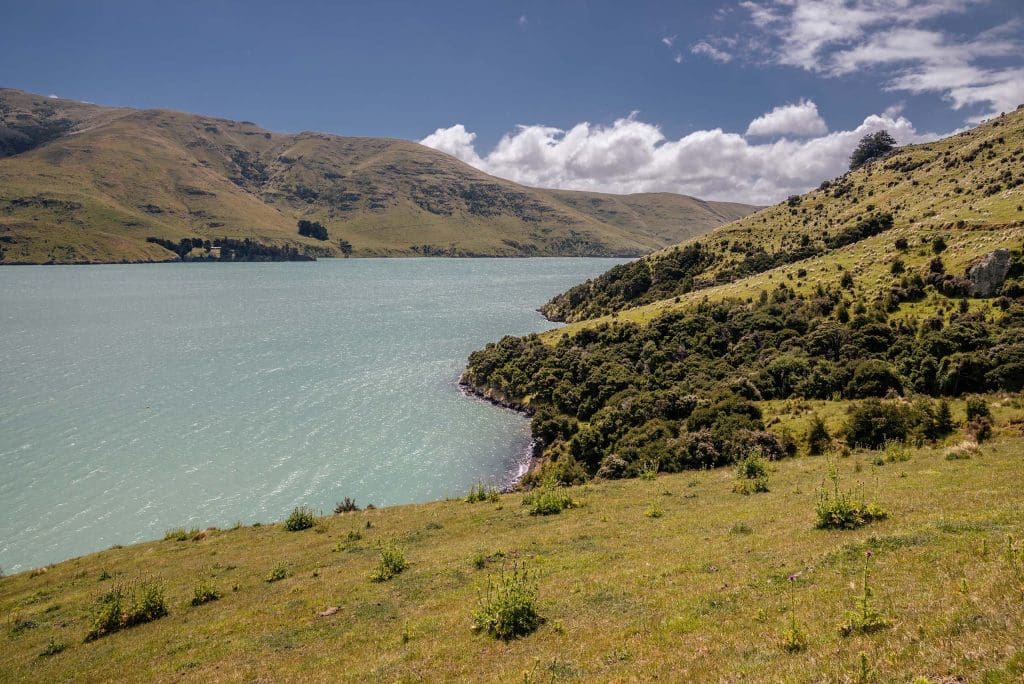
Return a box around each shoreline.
[457,375,544,491]
[0,253,639,266]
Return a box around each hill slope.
[0,89,755,263]
[540,107,1024,322]
[462,108,1024,486]
[1,402,1022,682]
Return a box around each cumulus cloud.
[421,109,938,205]
[714,0,1024,120]
[661,35,676,47]
[420,123,485,166]
[745,99,828,137]
[690,40,733,63]
[47,94,59,99]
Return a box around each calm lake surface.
[0,258,626,572]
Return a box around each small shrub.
[965,416,993,443]
[266,562,289,583]
[345,529,363,542]
[806,414,831,455]
[164,528,198,542]
[816,468,888,530]
[39,639,66,657]
[734,477,770,495]
[965,396,991,422]
[845,399,910,449]
[644,503,664,518]
[883,441,910,463]
[472,563,543,640]
[334,498,360,514]
[945,441,980,460]
[370,545,408,582]
[9,617,37,636]
[465,482,500,503]
[731,523,753,534]
[734,450,769,494]
[98,569,112,581]
[736,450,768,479]
[838,551,891,636]
[191,580,221,606]
[85,581,168,641]
[284,506,316,532]
[781,574,807,653]
[521,486,577,516]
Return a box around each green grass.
[2,401,1023,681]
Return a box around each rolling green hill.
[540,107,1024,322]
[462,107,1024,486]
[0,89,755,264]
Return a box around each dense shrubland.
[466,267,1024,483]
[146,236,316,261]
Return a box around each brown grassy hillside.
[0,89,755,263]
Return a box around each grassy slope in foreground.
[541,106,1024,322]
[0,88,755,263]
[1,399,1023,681]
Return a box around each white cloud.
[420,124,484,167]
[518,14,528,28]
[421,109,938,205]
[661,35,676,47]
[690,40,733,63]
[723,0,1024,119]
[674,53,684,64]
[745,99,828,137]
[47,94,59,99]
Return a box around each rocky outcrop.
[967,249,1011,296]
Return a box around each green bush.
[266,562,289,583]
[85,581,168,641]
[733,450,770,494]
[806,414,831,455]
[521,486,577,516]
[334,498,359,514]
[370,545,408,582]
[465,482,500,503]
[284,506,316,532]
[965,396,991,422]
[163,527,199,542]
[190,580,221,606]
[39,638,66,657]
[844,399,910,449]
[736,450,768,479]
[472,563,543,640]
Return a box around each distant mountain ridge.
[0,89,756,264]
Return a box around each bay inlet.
[0,257,627,572]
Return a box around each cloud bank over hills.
[421,104,937,206]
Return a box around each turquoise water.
[0,258,625,572]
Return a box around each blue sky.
[2,1,1022,203]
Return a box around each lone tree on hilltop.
[850,130,896,170]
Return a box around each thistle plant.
[472,562,543,640]
[839,550,891,637]
[780,573,807,653]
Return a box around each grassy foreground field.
[2,398,1023,682]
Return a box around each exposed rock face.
[967,249,1011,296]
